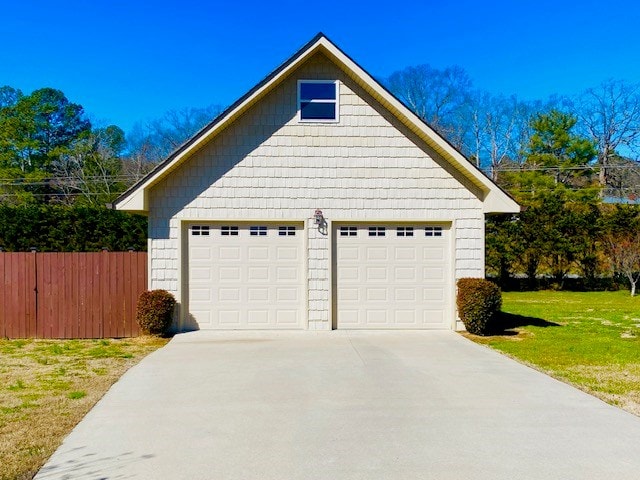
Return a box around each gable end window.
[298,80,339,122]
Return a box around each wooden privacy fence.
[0,252,147,339]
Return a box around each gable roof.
[114,33,519,214]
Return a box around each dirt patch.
[562,364,640,417]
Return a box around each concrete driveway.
[36,331,640,479]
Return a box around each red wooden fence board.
[0,252,147,339]
[0,254,5,337]
[0,254,36,338]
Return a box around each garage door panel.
[191,267,212,281]
[395,310,417,325]
[276,287,298,301]
[423,246,445,260]
[276,246,298,260]
[394,266,417,282]
[423,310,445,324]
[423,287,444,301]
[336,224,450,329]
[395,288,416,301]
[219,267,241,281]
[188,223,304,329]
[276,266,299,281]
[220,246,241,260]
[190,288,212,302]
[247,287,268,301]
[366,247,388,261]
[423,267,445,282]
[340,288,359,301]
[190,247,212,260]
[366,267,387,281]
[366,310,388,324]
[248,266,269,281]
[218,288,240,301]
[366,287,388,301]
[248,246,269,260]
[247,310,269,325]
[395,247,416,261]
[338,247,359,261]
[338,267,359,281]
[339,310,360,326]
[218,311,241,326]
[191,309,213,326]
[276,310,298,325]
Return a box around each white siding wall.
[148,53,485,330]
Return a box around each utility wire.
[0,163,638,185]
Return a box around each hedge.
[0,204,147,252]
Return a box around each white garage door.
[335,224,451,329]
[188,223,304,329]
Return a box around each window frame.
[221,226,239,236]
[278,226,296,236]
[396,226,414,237]
[191,225,210,236]
[424,226,443,237]
[297,80,339,123]
[339,226,358,237]
[249,226,268,237]
[368,226,386,237]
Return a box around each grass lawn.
[465,290,640,415]
[0,336,168,480]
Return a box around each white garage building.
[114,33,519,331]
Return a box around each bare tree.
[127,105,223,164]
[461,91,485,167]
[576,80,640,189]
[386,64,472,149]
[604,155,640,199]
[605,231,640,296]
[52,127,125,205]
[121,141,157,182]
[460,92,537,179]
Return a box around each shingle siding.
[147,53,485,330]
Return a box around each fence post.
[31,248,38,338]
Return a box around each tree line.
[0,85,221,206]
[385,66,640,199]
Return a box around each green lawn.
[0,337,168,480]
[466,290,640,415]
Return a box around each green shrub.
[136,290,176,335]
[0,204,147,252]
[456,278,502,335]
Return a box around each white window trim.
[297,79,339,123]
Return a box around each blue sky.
[2,0,639,133]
